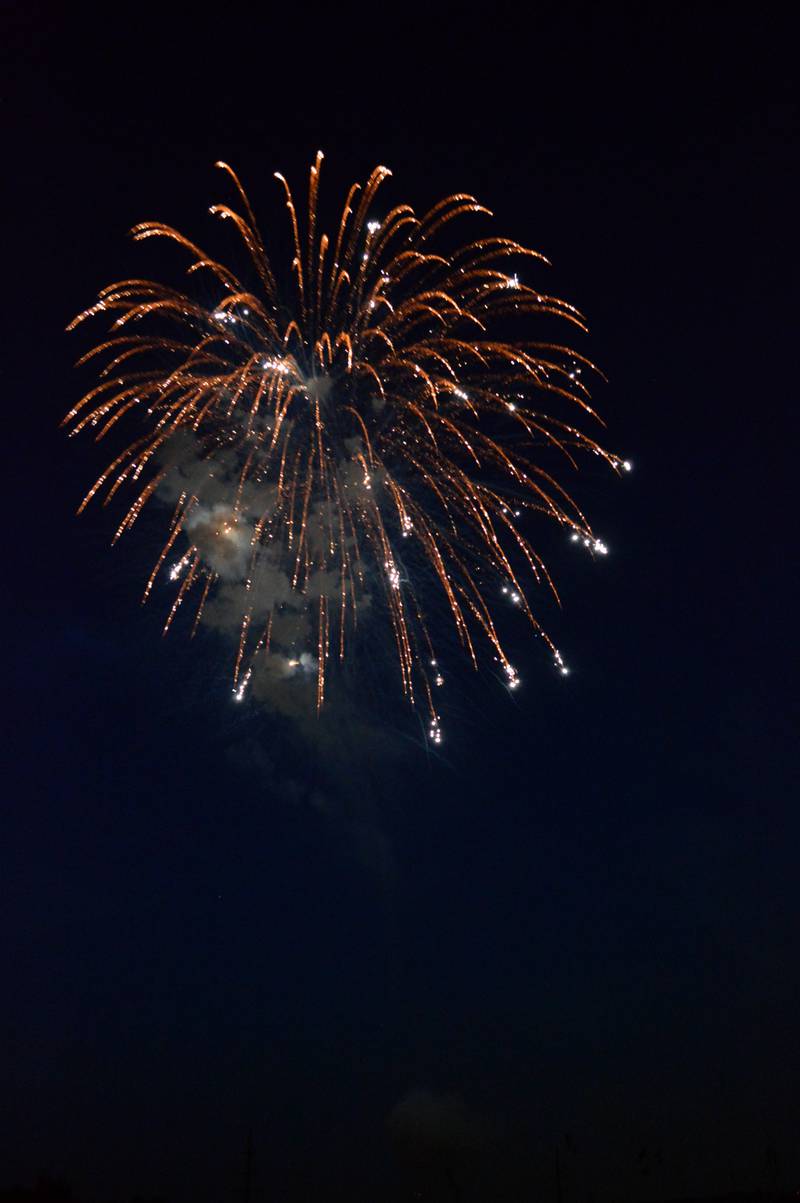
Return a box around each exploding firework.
[66,153,629,740]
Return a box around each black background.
[3,6,798,1201]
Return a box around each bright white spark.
[504,663,520,690]
[385,561,401,590]
[263,357,290,375]
[232,667,252,703]
[168,552,191,582]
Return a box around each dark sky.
[3,7,798,1202]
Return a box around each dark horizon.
[1,1177,798,1203]
[3,6,798,1202]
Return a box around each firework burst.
[66,153,629,739]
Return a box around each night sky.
[3,7,799,1202]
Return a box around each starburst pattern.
[66,153,628,738]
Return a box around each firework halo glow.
[65,152,630,745]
